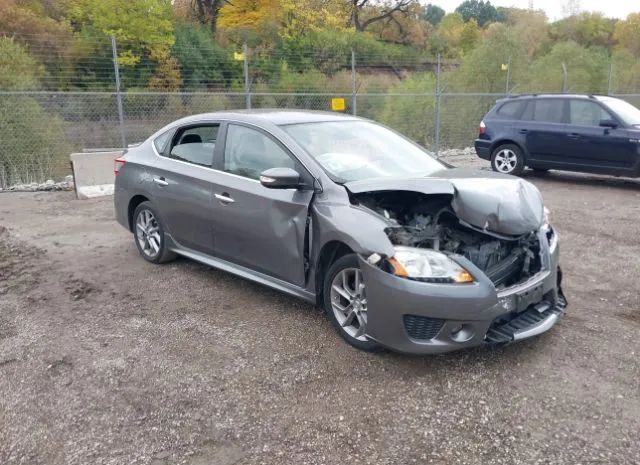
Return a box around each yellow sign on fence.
[331,97,346,112]
[234,51,245,61]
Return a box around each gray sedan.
[114,110,566,354]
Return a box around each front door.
[211,123,314,287]
[564,99,637,170]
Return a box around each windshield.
[602,98,640,127]
[281,120,444,182]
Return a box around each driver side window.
[224,124,295,180]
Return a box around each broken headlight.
[543,207,551,226]
[388,246,474,283]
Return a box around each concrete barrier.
[70,151,123,199]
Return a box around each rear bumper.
[474,139,492,160]
[359,233,565,354]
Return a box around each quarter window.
[153,129,172,153]
[168,125,219,167]
[224,124,295,180]
[496,101,524,119]
[569,100,612,126]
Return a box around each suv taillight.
[114,157,126,175]
[479,120,486,136]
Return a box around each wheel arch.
[127,194,149,232]
[314,240,354,306]
[490,139,528,160]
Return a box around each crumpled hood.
[344,168,544,236]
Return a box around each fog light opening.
[450,324,474,343]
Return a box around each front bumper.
[359,234,565,354]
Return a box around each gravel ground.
[1,155,639,465]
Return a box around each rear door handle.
[567,133,581,139]
[153,177,169,186]
[214,193,235,204]
[518,129,528,134]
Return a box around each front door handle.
[518,129,528,134]
[567,133,581,139]
[214,193,235,204]
[153,177,169,186]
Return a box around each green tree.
[460,18,481,54]
[172,25,240,90]
[424,4,445,26]
[0,37,43,90]
[378,73,436,147]
[613,13,640,58]
[524,41,609,93]
[455,0,499,27]
[64,0,175,66]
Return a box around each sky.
[429,0,638,20]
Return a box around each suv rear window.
[496,101,524,118]
[521,99,564,123]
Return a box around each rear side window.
[521,99,565,123]
[168,124,219,168]
[496,101,524,119]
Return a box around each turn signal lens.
[454,270,475,283]
[388,257,409,277]
[479,120,486,135]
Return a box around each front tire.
[491,144,525,176]
[323,254,382,352]
[133,201,176,264]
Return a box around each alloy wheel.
[330,267,368,341]
[135,209,161,258]
[494,149,518,173]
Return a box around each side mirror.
[599,118,618,129]
[259,167,301,189]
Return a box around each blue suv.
[475,94,640,177]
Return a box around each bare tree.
[350,0,414,32]
[191,0,231,33]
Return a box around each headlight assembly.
[543,206,551,226]
[388,246,474,283]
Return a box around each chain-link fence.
[2,35,640,189]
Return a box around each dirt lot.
[1,158,639,465]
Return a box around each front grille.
[403,315,445,341]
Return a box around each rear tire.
[323,254,382,352]
[491,144,525,176]
[133,201,176,264]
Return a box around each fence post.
[434,53,442,157]
[561,62,568,93]
[110,36,126,151]
[607,61,613,95]
[505,55,512,95]
[351,49,357,116]
[243,43,251,110]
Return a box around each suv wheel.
[133,201,176,264]
[491,144,525,176]
[323,254,382,352]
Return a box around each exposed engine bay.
[353,191,543,288]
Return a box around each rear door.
[150,123,221,255]
[210,123,314,287]
[515,99,567,163]
[564,99,637,170]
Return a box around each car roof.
[501,93,610,101]
[170,109,361,127]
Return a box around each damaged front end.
[350,181,545,289]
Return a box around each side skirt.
[165,234,317,303]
